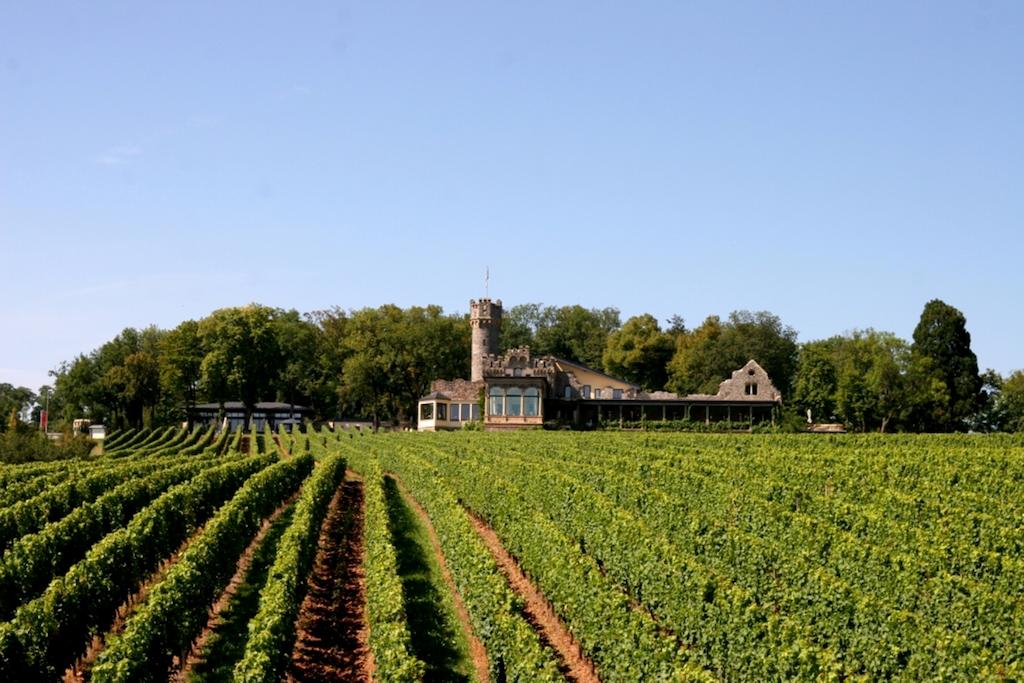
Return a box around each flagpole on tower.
[485,266,489,298]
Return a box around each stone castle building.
[418,298,782,431]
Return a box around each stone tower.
[470,298,502,382]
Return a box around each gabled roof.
[552,357,640,390]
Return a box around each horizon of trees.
[4,298,1024,434]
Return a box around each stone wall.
[429,378,484,402]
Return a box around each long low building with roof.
[418,297,782,431]
[188,401,311,432]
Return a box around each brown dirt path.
[389,474,490,683]
[467,509,601,683]
[172,493,300,681]
[287,473,373,683]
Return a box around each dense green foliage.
[602,313,675,390]
[0,420,93,464]
[0,385,35,431]
[1002,370,1024,432]
[38,304,470,432]
[909,299,984,431]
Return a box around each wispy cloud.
[95,145,143,166]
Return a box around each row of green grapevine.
[0,453,275,679]
[0,454,222,620]
[91,453,314,681]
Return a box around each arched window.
[489,386,504,416]
[507,387,522,417]
[524,387,540,417]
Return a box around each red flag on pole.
[40,410,47,433]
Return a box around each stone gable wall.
[710,360,782,401]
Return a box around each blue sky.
[2,1,1022,392]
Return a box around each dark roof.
[190,402,311,411]
[419,391,450,401]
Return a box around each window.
[745,382,758,396]
[461,403,472,421]
[564,385,572,399]
[513,367,523,377]
[507,387,522,416]
[612,389,622,400]
[524,387,540,416]
[582,385,591,399]
[437,403,447,420]
[594,388,602,399]
[488,386,504,416]
[471,403,480,420]
[420,403,434,420]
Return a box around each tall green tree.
[910,299,983,431]
[310,307,351,419]
[52,354,101,424]
[794,331,913,432]
[339,305,469,428]
[198,304,284,421]
[667,311,798,397]
[602,314,674,390]
[158,320,203,422]
[793,339,840,423]
[970,369,1008,432]
[835,331,910,433]
[1000,370,1024,433]
[273,309,325,413]
[500,303,543,352]
[0,384,35,431]
[102,350,161,429]
[533,305,621,368]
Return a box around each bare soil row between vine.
[288,475,372,683]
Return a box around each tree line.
[3,298,1023,435]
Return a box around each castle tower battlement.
[470,298,502,382]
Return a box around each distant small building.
[187,402,312,431]
[418,297,783,431]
